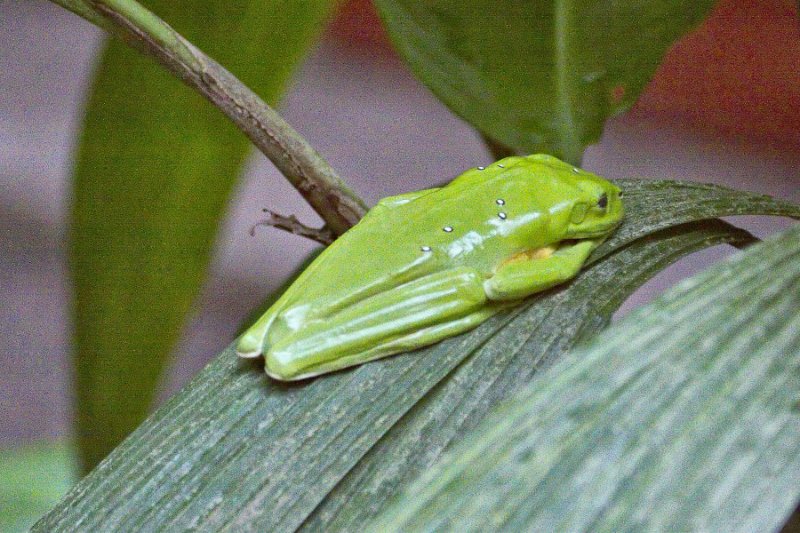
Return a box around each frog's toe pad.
[236,333,265,359]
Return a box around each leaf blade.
[299,220,759,531]
[374,0,716,162]
[372,224,800,532]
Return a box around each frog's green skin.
[238,154,624,381]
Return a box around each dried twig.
[251,209,336,245]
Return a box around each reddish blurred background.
[331,0,800,149]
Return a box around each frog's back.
[278,155,586,309]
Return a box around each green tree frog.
[238,154,623,381]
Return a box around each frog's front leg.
[484,240,598,301]
[265,267,489,380]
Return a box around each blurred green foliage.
[69,0,339,471]
[0,442,76,532]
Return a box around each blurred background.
[1,0,798,452]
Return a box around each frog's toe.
[236,331,265,359]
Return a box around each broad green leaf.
[70,0,338,471]
[36,181,798,531]
[373,223,800,533]
[0,442,77,533]
[299,220,757,531]
[374,0,716,163]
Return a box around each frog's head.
[521,155,624,241]
[562,171,624,240]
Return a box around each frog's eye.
[597,193,608,209]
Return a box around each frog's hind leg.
[238,249,441,361]
[238,253,442,361]
[276,306,499,380]
[264,267,490,380]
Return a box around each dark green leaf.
[373,223,800,532]
[300,220,757,531]
[40,181,799,530]
[70,0,338,471]
[374,0,716,163]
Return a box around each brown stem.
[61,0,369,235]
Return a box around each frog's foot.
[236,332,267,358]
[264,267,488,381]
[236,303,286,359]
